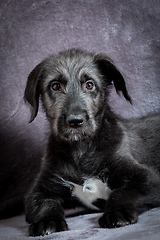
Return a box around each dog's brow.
[80,74,94,83]
[56,76,68,84]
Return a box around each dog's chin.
[58,128,93,142]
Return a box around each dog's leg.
[98,163,160,228]
[98,188,139,228]
[25,176,72,236]
[27,200,68,236]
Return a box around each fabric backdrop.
[0,0,160,220]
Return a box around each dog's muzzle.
[58,110,93,141]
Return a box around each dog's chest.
[71,178,112,210]
[71,141,88,160]
[69,143,112,209]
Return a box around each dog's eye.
[51,82,61,91]
[86,81,94,90]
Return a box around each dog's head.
[24,49,131,142]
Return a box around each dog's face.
[41,54,106,142]
[25,49,131,142]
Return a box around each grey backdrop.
[0,1,160,239]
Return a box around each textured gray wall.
[0,0,160,217]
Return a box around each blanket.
[1,208,160,240]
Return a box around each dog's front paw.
[29,219,68,236]
[99,208,138,228]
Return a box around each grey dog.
[24,49,160,236]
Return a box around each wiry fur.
[24,49,160,236]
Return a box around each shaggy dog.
[24,49,160,236]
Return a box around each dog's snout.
[67,114,84,128]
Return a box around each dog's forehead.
[45,52,100,81]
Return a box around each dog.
[24,49,160,236]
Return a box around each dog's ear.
[94,54,132,103]
[24,62,44,122]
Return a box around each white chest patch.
[71,178,112,210]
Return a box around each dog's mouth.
[53,113,97,142]
[59,126,90,142]
[58,118,95,142]
[65,128,88,141]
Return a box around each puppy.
[24,49,160,236]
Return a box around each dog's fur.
[24,49,160,236]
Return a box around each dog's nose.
[67,114,84,128]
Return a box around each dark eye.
[86,81,94,90]
[51,82,61,91]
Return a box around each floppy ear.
[94,54,132,103]
[24,62,44,122]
